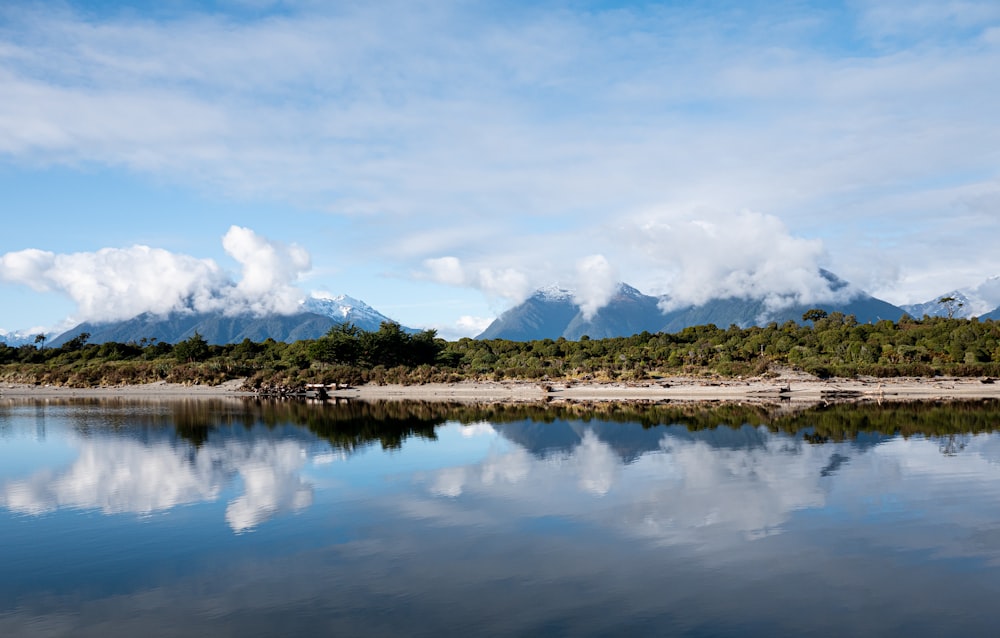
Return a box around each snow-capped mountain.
[477,274,908,341]
[902,276,1000,319]
[301,294,399,332]
[477,286,581,341]
[0,329,40,347]
[47,294,411,347]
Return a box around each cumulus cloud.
[221,225,311,316]
[573,254,618,320]
[624,209,848,311]
[0,245,228,321]
[421,209,852,321]
[0,226,310,322]
[421,256,533,305]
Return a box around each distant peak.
[307,292,364,304]
[615,282,643,297]
[534,284,574,301]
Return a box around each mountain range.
[477,271,912,341]
[0,329,37,347]
[8,273,1000,347]
[900,276,1000,319]
[46,295,407,347]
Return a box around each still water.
[2,398,1000,636]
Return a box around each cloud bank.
[626,209,849,311]
[421,210,847,318]
[0,226,310,322]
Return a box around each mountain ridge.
[901,276,1000,319]
[9,274,1000,346]
[47,295,409,347]
[477,274,909,341]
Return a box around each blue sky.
[2,0,999,337]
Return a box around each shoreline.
[2,374,999,404]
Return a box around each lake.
[2,398,1000,636]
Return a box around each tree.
[33,333,46,349]
[802,309,828,323]
[174,332,210,362]
[938,296,964,320]
[61,332,90,352]
[309,324,361,365]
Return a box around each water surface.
[2,398,1000,636]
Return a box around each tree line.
[2,311,1000,389]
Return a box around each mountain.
[48,311,343,347]
[478,273,908,341]
[477,286,581,341]
[301,294,400,332]
[657,270,905,330]
[659,294,907,334]
[0,329,38,347]
[902,276,1000,319]
[48,294,409,347]
[478,283,664,341]
[561,284,665,340]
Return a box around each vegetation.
[3,312,1000,389]
[39,397,1000,450]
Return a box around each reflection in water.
[0,402,316,532]
[416,426,828,544]
[3,398,1000,636]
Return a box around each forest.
[1,311,1000,390]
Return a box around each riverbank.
[2,373,999,403]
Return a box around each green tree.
[309,324,362,365]
[938,296,964,319]
[174,332,210,362]
[802,308,828,323]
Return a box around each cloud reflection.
[413,423,1000,559]
[416,427,833,545]
[0,433,314,533]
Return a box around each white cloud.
[423,257,466,286]
[621,209,847,310]
[454,315,494,336]
[421,256,533,305]
[573,255,618,320]
[0,226,310,322]
[222,225,311,315]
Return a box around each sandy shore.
[2,373,999,404]
[0,378,253,399]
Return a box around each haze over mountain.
[478,271,908,341]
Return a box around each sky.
[1,0,999,339]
